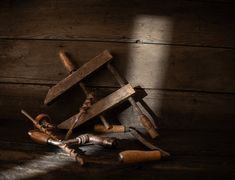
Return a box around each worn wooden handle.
[140,115,159,138]
[94,124,126,133]
[59,51,76,73]
[119,150,161,164]
[28,130,50,144]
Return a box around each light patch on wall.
[130,15,173,43]
[125,15,173,89]
[123,15,173,127]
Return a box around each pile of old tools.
[21,50,169,166]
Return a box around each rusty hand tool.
[58,83,135,129]
[44,50,112,105]
[29,130,117,148]
[94,125,169,156]
[118,127,170,164]
[21,110,58,140]
[59,51,111,129]
[61,134,117,148]
[93,125,166,164]
[35,113,56,130]
[28,130,85,165]
[107,63,158,138]
[21,110,84,165]
[129,127,170,157]
[65,93,94,139]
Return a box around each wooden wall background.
[0,0,235,178]
[0,0,234,130]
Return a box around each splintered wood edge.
[57,83,135,129]
[44,50,112,105]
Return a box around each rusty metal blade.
[44,50,112,105]
[58,84,135,129]
[129,127,170,156]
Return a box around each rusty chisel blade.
[129,127,170,156]
[44,50,113,105]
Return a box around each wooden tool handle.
[28,130,50,144]
[94,124,126,133]
[139,115,159,138]
[119,150,161,164]
[59,51,76,73]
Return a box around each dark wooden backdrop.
[0,0,234,179]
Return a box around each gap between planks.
[0,37,234,50]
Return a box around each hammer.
[59,51,111,129]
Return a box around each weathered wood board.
[0,40,235,93]
[0,130,234,179]
[0,0,235,178]
[1,83,234,130]
[0,0,234,48]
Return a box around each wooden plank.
[0,40,235,93]
[0,83,90,126]
[119,88,235,130]
[0,158,234,180]
[44,50,112,105]
[0,128,234,158]
[0,130,234,179]
[0,0,234,48]
[0,83,234,130]
[58,84,135,129]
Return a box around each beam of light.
[0,152,72,180]
[127,15,173,89]
[123,15,173,127]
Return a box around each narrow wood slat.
[0,83,234,130]
[0,127,234,157]
[44,50,112,105]
[0,129,234,180]
[0,40,234,93]
[0,0,234,48]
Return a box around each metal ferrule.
[61,134,117,148]
[47,138,62,146]
[88,135,117,148]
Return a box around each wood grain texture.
[0,83,234,130]
[0,130,234,179]
[44,50,112,105]
[0,126,234,157]
[0,40,234,93]
[0,1,234,178]
[0,0,234,48]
